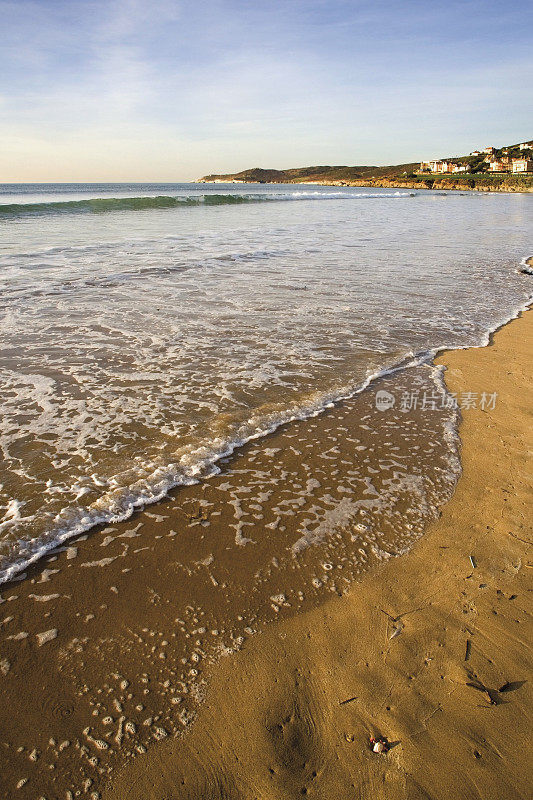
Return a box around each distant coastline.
[198,139,533,192]
[198,172,533,193]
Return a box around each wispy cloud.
[0,0,531,180]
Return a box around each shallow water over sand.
[0,183,531,579]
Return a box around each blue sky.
[1,0,532,180]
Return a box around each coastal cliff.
[313,175,533,192]
[199,157,533,193]
[199,172,533,193]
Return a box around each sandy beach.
[1,0,532,797]
[103,309,532,800]
[0,304,530,799]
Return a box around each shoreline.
[1,274,531,588]
[199,178,533,193]
[105,308,533,800]
[0,306,531,799]
[0,357,465,799]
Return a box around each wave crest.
[0,191,413,217]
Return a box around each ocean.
[0,182,531,583]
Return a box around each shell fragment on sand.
[389,621,404,639]
[369,736,391,754]
[36,629,58,646]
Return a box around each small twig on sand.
[339,696,358,706]
[507,531,533,546]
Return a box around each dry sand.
[105,309,532,800]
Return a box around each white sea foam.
[0,180,531,583]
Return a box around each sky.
[1,0,532,181]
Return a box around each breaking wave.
[0,191,413,217]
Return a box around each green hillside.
[200,163,420,183]
[199,139,532,187]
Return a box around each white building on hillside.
[489,158,511,172]
[420,160,470,175]
[512,158,533,173]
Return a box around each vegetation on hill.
[399,173,533,191]
[424,141,533,174]
[199,139,533,191]
[201,163,420,184]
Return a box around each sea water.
[0,182,531,582]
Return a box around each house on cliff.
[427,160,453,173]
[420,160,470,174]
[512,158,533,173]
[489,158,511,172]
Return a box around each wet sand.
[0,310,531,799]
[104,309,532,800]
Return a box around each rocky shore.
[310,176,533,193]
[316,177,533,193]
[201,175,533,193]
